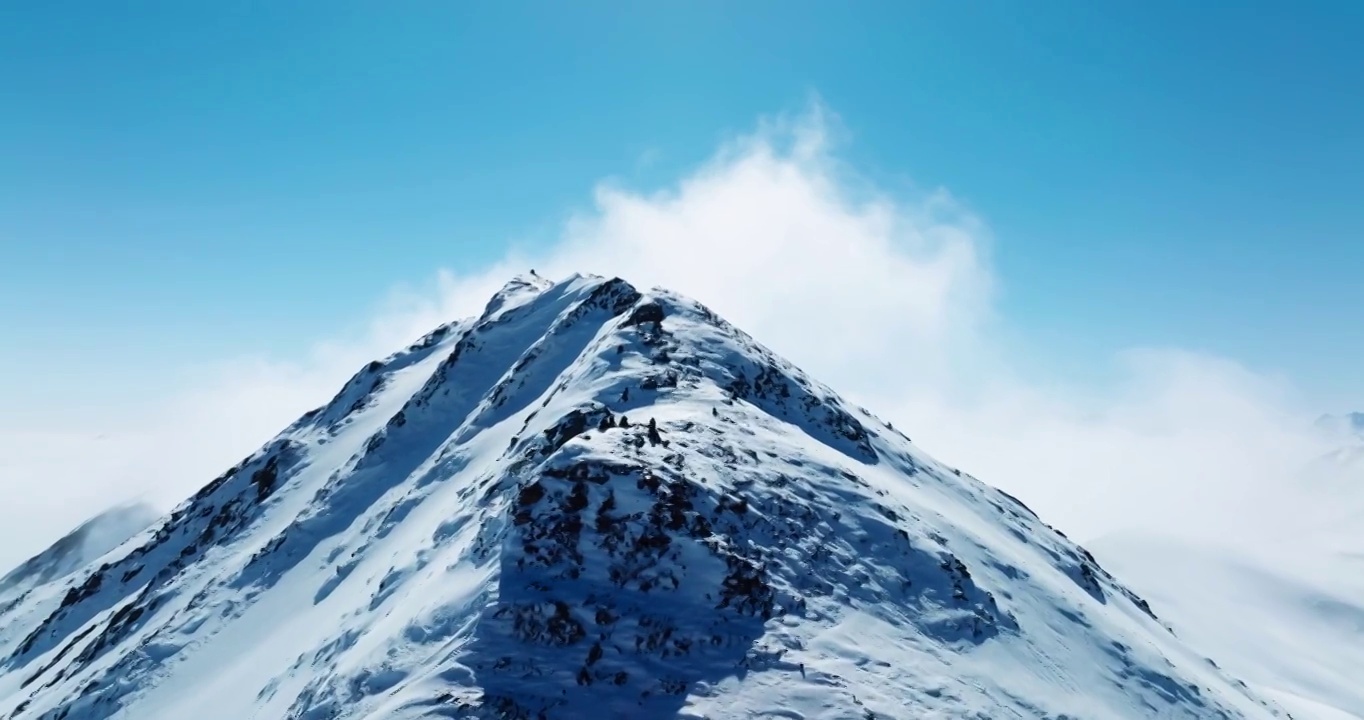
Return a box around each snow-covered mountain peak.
[0,274,1288,719]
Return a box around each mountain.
[0,503,161,693]
[0,273,1285,719]
[1090,420,1364,720]
[1311,413,1364,485]
[1314,412,1364,440]
[0,504,160,597]
[1090,531,1364,720]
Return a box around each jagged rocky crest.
[0,274,1287,719]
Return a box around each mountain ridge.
[0,503,160,597]
[0,273,1284,719]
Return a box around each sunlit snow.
[0,274,1287,719]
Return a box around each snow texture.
[0,274,1288,719]
[1092,428,1364,720]
[1091,532,1364,720]
[0,504,159,598]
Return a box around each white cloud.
[0,101,1341,573]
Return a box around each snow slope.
[0,504,160,597]
[1091,429,1364,720]
[0,503,160,666]
[1091,532,1364,720]
[0,274,1286,719]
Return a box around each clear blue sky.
[3,1,1362,411]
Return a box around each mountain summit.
[0,274,1283,719]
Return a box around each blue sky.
[3,0,1363,415]
[4,0,1364,567]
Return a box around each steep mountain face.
[0,274,1285,719]
[0,504,160,597]
[0,503,160,662]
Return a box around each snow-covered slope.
[0,274,1285,719]
[1090,532,1364,720]
[1091,423,1364,720]
[0,504,160,597]
[0,503,160,665]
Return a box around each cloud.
[0,101,1341,572]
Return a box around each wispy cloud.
[0,101,1337,571]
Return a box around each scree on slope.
[0,273,1293,720]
